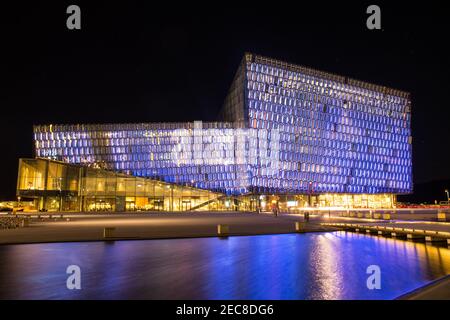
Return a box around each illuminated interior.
[17,158,223,212]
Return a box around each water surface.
[0,231,449,299]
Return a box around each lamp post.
[58,177,63,212]
[308,181,313,207]
[445,189,449,202]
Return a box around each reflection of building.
[18,53,412,211]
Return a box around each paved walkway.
[397,275,450,300]
[2,211,450,245]
[0,212,336,245]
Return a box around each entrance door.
[250,199,257,211]
[125,201,135,211]
[153,199,163,211]
[182,200,191,211]
[149,197,164,211]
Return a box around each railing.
[188,196,228,211]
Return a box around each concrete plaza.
[1,209,449,245]
[0,212,335,244]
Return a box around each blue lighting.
[33,54,412,195]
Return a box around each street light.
[58,177,63,212]
[308,181,313,207]
[445,189,449,202]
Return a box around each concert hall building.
[17,53,412,212]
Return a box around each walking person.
[304,211,310,222]
[271,203,278,217]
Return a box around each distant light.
[287,201,297,207]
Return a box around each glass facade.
[29,53,412,209]
[221,53,412,195]
[33,122,253,195]
[17,158,223,212]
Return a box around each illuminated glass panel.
[33,53,412,196]
[242,54,412,194]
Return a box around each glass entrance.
[181,200,191,211]
[149,197,164,211]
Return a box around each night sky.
[1,2,449,200]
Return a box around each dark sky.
[1,2,449,200]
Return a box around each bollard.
[425,236,442,242]
[391,232,407,238]
[21,219,30,227]
[407,233,421,241]
[217,224,229,236]
[103,227,116,239]
[295,221,303,233]
[437,212,447,222]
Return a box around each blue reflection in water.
[0,231,449,300]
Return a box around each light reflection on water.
[0,231,449,300]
